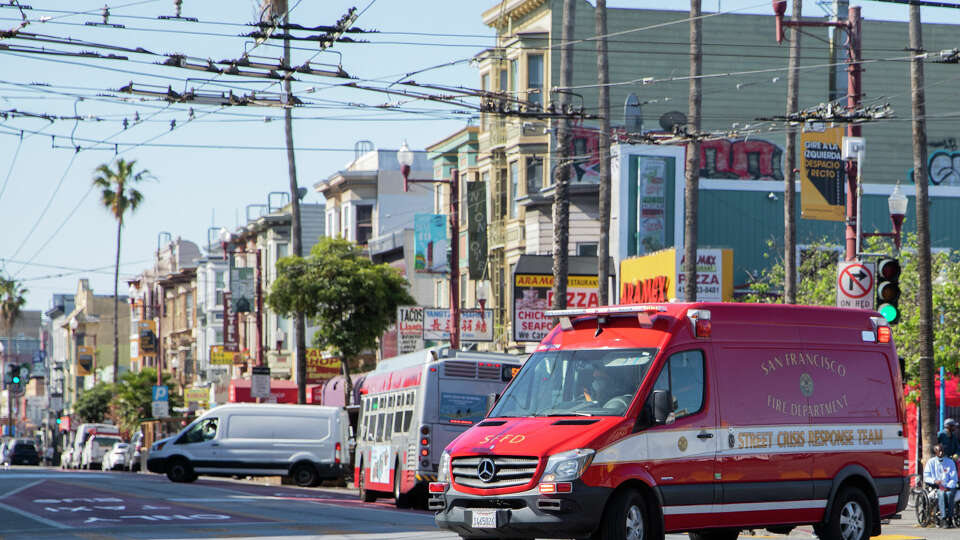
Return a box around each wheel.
[292,463,319,487]
[689,529,739,540]
[358,463,376,502]
[600,488,651,540]
[821,487,873,540]
[166,457,194,483]
[393,461,410,508]
[913,489,930,527]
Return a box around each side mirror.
[652,389,672,425]
[898,356,906,382]
[486,392,500,414]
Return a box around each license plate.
[471,509,497,528]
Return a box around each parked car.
[124,431,144,471]
[101,442,129,471]
[7,439,40,466]
[148,403,351,486]
[80,435,122,470]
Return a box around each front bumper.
[431,483,611,539]
[146,457,167,474]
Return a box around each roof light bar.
[544,305,668,318]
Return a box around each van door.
[173,417,220,472]
[646,349,719,531]
[714,346,814,528]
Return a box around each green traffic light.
[11,375,20,384]
[55,418,62,424]
[879,303,900,323]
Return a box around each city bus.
[354,346,523,508]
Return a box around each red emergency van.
[430,303,909,540]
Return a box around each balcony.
[488,220,506,249]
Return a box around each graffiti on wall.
[908,149,960,186]
[699,138,784,180]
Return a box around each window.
[653,350,705,420]
[509,161,520,218]
[402,410,413,432]
[394,411,404,433]
[510,59,517,93]
[185,292,194,329]
[577,243,598,257]
[179,417,219,444]
[499,68,507,93]
[384,412,394,440]
[356,205,373,245]
[481,73,490,129]
[214,328,223,345]
[215,270,225,290]
[439,393,489,424]
[527,54,544,107]
[526,156,542,195]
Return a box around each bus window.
[385,412,394,439]
[403,410,413,432]
[439,392,488,424]
[375,414,385,442]
[406,392,414,406]
[394,411,404,433]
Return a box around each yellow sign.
[619,248,733,303]
[800,126,845,221]
[210,345,240,365]
[138,320,157,356]
[185,387,209,407]
[305,348,342,383]
[77,345,95,376]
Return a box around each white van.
[147,403,352,486]
[70,423,119,469]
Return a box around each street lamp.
[218,227,232,261]
[397,141,462,350]
[888,183,908,251]
[1,340,9,436]
[476,280,489,322]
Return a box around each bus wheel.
[821,487,872,540]
[358,463,376,503]
[601,488,650,540]
[393,461,410,508]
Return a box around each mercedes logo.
[477,458,497,483]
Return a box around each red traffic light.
[877,258,901,281]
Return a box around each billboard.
[513,274,600,342]
[396,306,424,354]
[414,214,449,274]
[210,345,240,365]
[305,348,341,384]
[800,126,845,221]
[619,247,734,303]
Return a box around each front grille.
[477,364,501,380]
[452,455,539,489]
[443,361,477,378]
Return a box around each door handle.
[211,443,220,447]
[697,432,714,439]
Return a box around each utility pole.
[843,7,862,262]
[683,0,702,302]
[783,0,802,304]
[551,0,575,311]
[596,0,611,306]
[908,5,936,460]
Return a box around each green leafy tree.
[267,237,415,403]
[92,158,151,383]
[0,274,27,337]
[741,234,960,389]
[110,368,181,436]
[74,382,116,423]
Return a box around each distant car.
[60,447,74,469]
[101,442,129,471]
[81,435,122,470]
[8,440,40,466]
[124,431,144,472]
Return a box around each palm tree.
[0,274,27,337]
[92,158,150,383]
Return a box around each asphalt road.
[0,466,949,540]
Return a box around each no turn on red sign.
[836,261,876,310]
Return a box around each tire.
[689,529,739,540]
[166,457,194,483]
[358,463,376,502]
[292,463,319,488]
[913,490,930,527]
[393,461,410,509]
[600,488,651,540]
[821,487,873,540]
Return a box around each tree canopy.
[0,274,27,334]
[741,234,960,389]
[267,237,414,396]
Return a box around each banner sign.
[210,345,240,365]
[513,274,600,342]
[422,308,494,342]
[800,126,845,221]
[223,292,239,352]
[636,155,669,255]
[414,214,449,274]
[138,320,157,356]
[230,267,255,312]
[185,387,209,409]
[467,181,488,279]
[397,306,424,354]
[305,348,342,384]
[77,346,95,376]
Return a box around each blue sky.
[1,0,957,311]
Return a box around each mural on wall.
[699,138,784,180]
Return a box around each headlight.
[438,451,451,482]
[541,449,595,482]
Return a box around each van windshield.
[489,348,657,417]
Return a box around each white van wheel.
[292,463,318,487]
[166,457,195,483]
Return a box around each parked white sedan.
[101,442,129,471]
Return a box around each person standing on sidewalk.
[924,443,958,528]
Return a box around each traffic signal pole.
[775,3,862,261]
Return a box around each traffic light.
[4,363,15,386]
[11,364,21,385]
[876,257,902,324]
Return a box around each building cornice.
[482,0,546,28]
